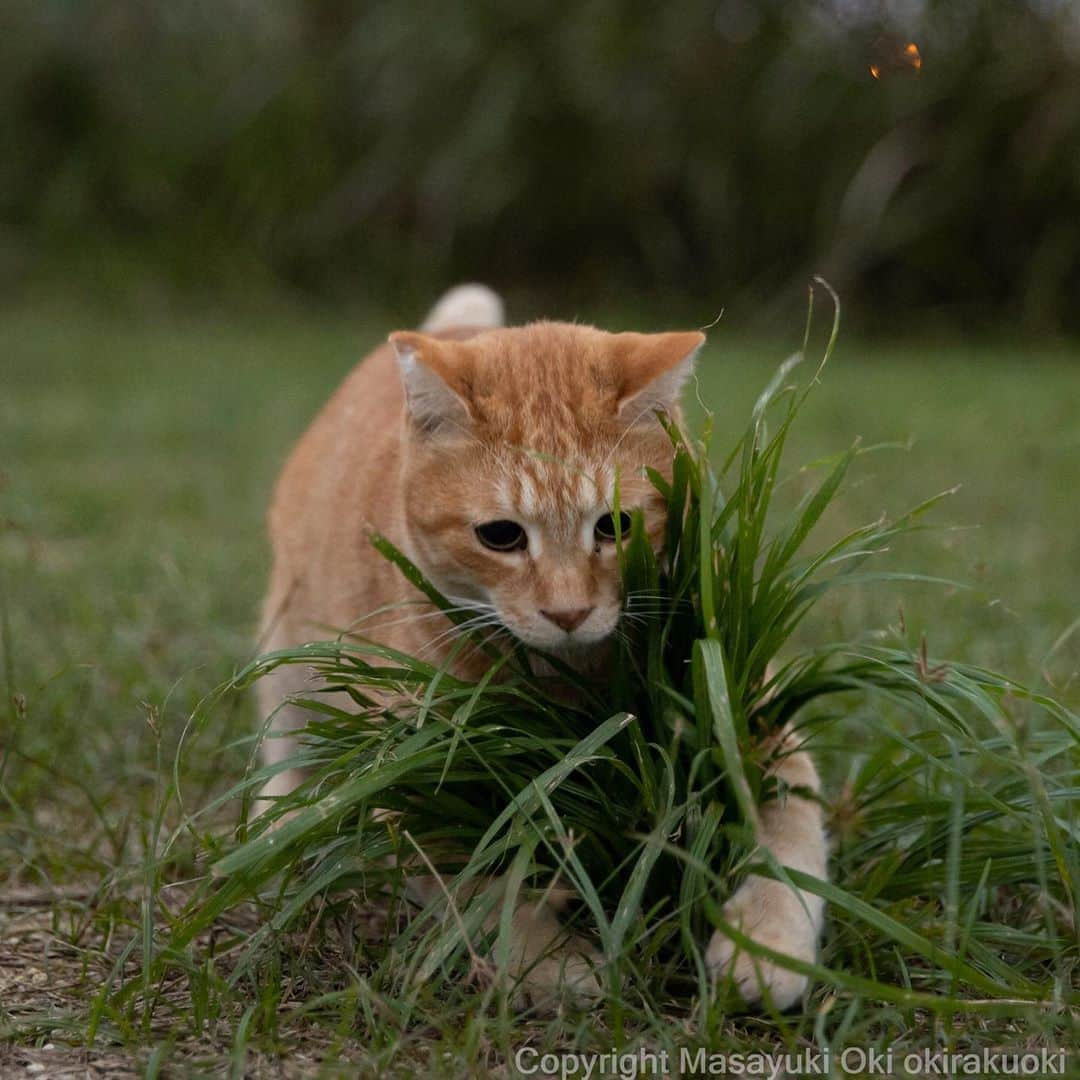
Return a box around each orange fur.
[261,319,702,674]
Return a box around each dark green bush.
[2,1,1079,328]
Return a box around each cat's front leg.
[706,728,827,1010]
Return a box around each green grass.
[2,301,1078,1075]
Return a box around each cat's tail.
[421,283,504,332]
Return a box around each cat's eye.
[594,511,633,543]
[475,519,527,552]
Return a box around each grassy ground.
[1,302,1078,1076]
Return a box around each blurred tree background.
[2,0,1079,332]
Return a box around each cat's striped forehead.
[496,455,616,522]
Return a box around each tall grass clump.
[154,290,1077,1043]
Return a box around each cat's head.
[389,321,703,654]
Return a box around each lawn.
[1,302,1078,1075]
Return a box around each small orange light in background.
[869,37,922,80]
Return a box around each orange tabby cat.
[257,285,827,1010]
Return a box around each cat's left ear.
[614,330,705,418]
[388,331,473,434]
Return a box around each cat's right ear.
[389,332,472,435]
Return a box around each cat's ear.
[614,330,705,419]
[389,332,473,434]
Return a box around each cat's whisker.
[458,624,512,662]
[421,616,497,650]
[355,592,498,639]
[625,594,691,612]
[429,624,507,663]
[419,617,487,649]
[625,588,684,601]
[418,614,506,656]
[350,604,490,635]
[443,594,498,614]
[341,609,492,645]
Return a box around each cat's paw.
[706,877,819,1011]
[509,935,603,1015]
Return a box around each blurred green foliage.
[2,0,1079,329]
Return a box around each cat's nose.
[540,607,594,633]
